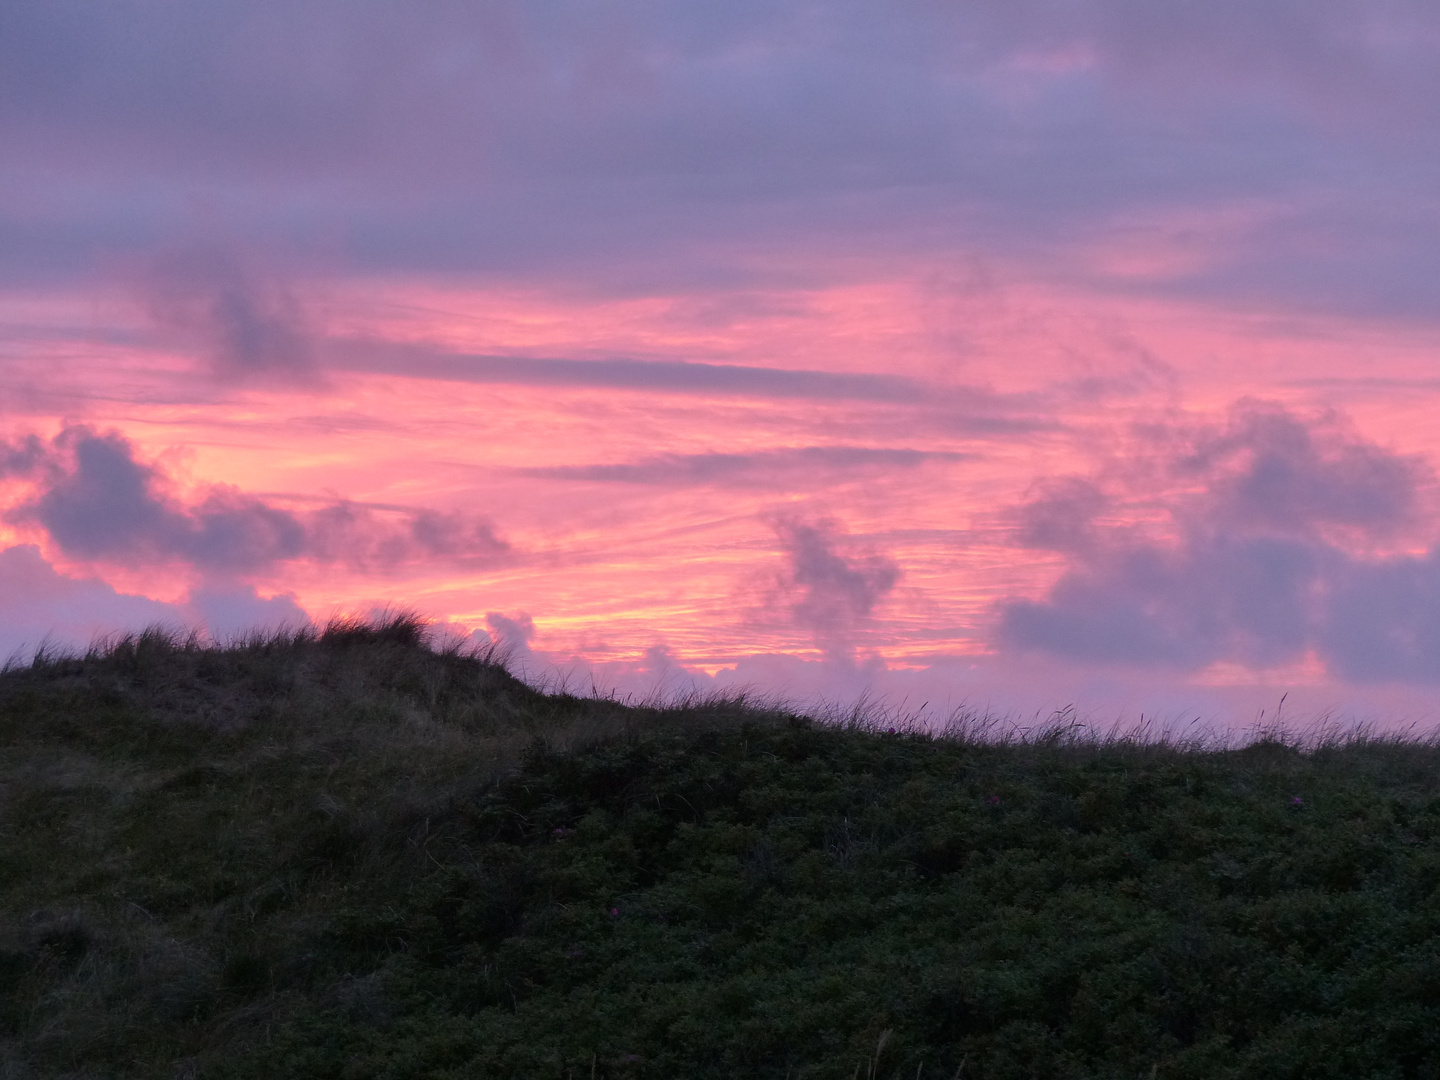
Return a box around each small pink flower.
[610,906,620,917]
[987,795,1001,806]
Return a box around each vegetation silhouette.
[3,614,1440,1078]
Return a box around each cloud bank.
[3,0,1439,320]
[0,544,309,663]
[999,401,1440,682]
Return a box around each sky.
[5,0,1440,732]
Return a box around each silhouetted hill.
[4,616,1440,1078]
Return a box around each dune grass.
[3,617,1440,1078]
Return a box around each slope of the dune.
[3,617,1440,1079]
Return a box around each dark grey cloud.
[524,445,969,486]
[773,518,899,665]
[999,401,1440,682]
[2,1,1439,319]
[140,245,316,383]
[2,427,507,573]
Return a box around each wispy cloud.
[139,244,317,384]
[772,517,900,666]
[327,342,1049,434]
[523,446,969,486]
[337,344,936,403]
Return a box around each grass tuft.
[319,608,430,648]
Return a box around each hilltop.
[3,617,1440,1079]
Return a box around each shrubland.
[3,616,1440,1079]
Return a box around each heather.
[3,618,1440,1078]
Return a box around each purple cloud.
[999,400,1440,682]
[524,446,969,487]
[1001,536,1323,669]
[0,544,312,661]
[186,584,310,642]
[773,518,900,665]
[1319,553,1440,684]
[1014,476,1109,553]
[337,345,936,404]
[2,2,1439,320]
[20,427,305,569]
[0,544,185,662]
[140,244,316,383]
[328,344,1047,430]
[3,427,508,574]
[1172,401,1423,537]
[481,611,539,671]
[0,433,45,478]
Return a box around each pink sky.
[5,1,1440,732]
